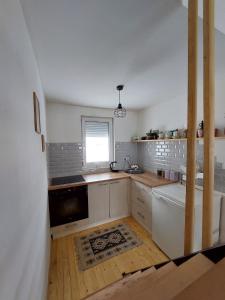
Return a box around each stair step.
[107,261,177,300]
[173,257,225,300]
[85,267,156,300]
[136,253,214,300]
[116,262,176,300]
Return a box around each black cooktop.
[50,175,85,186]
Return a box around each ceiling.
[182,0,225,35]
[20,0,225,110]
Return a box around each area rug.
[75,223,143,271]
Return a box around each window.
[82,117,113,169]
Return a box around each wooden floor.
[47,217,168,300]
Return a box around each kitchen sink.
[125,168,144,174]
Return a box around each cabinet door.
[88,183,110,224]
[109,179,129,218]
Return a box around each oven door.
[49,185,88,227]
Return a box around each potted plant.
[146,129,159,140]
[158,131,165,139]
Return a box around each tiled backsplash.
[47,143,83,178]
[115,142,138,170]
[47,142,138,178]
[137,140,225,193]
[137,140,187,173]
[47,140,225,192]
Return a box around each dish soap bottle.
[197,120,204,138]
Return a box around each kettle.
[110,161,120,172]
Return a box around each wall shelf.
[132,137,225,143]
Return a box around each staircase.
[85,244,225,300]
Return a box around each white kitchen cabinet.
[88,182,110,223]
[109,179,129,218]
[131,180,152,232]
[88,179,129,225]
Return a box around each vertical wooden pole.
[202,0,215,249]
[184,0,198,256]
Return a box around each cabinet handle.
[110,181,119,185]
[99,183,108,186]
[137,211,145,219]
[137,197,145,204]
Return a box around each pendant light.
[114,85,126,118]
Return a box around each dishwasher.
[152,183,221,259]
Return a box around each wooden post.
[184,0,198,256]
[202,0,215,249]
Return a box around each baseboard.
[51,214,130,239]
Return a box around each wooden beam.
[202,0,215,249]
[184,0,198,256]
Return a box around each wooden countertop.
[130,172,175,188]
[48,171,174,191]
[48,172,130,191]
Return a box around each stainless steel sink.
[125,168,144,174]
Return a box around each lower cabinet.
[131,180,152,232]
[88,179,129,225]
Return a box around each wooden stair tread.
[173,257,225,300]
[114,262,177,300]
[123,254,214,300]
[136,253,214,300]
[107,261,177,300]
[85,267,156,300]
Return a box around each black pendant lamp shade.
[114,85,126,118]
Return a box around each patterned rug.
[75,223,143,271]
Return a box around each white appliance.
[152,183,222,259]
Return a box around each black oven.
[48,185,88,227]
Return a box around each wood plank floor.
[47,217,169,300]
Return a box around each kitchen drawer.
[135,180,151,194]
[133,203,147,227]
[132,181,152,232]
[133,182,152,213]
[132,201,152,232]
[135,181,152,202]
[135,194,146,208]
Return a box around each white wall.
[138,27,225,136]
[138,97,187,134]
[138,76,225,135]
[0,1,49,300]
[46,102,138,143]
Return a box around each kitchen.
[46,99,225,298]
[1,1,225,300]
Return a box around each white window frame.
[81,116,114,170]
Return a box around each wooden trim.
[184,0,198,255]
[41,134,45,152]
[202,0,215,249]
[33,91,41,134]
